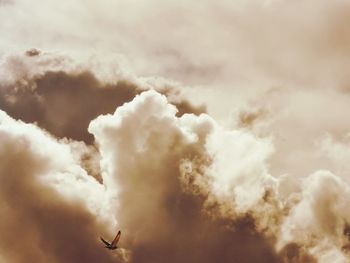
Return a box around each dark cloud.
[129,207,281,263]
[117,167,281,263]
[0,70,140,143]
[159,86,207,117]
[119,155,280,263]
[278,243,317,263]
[0,60,205,144]
[25,48,41,57]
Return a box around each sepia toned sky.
[1,0,350,262]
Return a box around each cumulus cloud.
[89,90,282,262]
[279,171,350,262]
[0,110,118,263]
[89,90,350,262]
[0,87,285,263]
[1,84,349,262]
[1,0,350,262]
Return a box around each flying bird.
[100,230,121,250]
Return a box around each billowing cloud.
[88,90,350,262]
[1,0,350,262]
[0,110,119,263]
[279,171,350,262]
[89,90,282,262]
[1,85,349,262]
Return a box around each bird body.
[100,230,121,250]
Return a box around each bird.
[100,230,121,250]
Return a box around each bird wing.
[100,237,111,247]
[111,231,121,247]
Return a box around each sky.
[1,0,350,262]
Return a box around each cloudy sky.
[1,0,350,262]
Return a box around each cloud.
[0,85,284,263]
[0,110,119,263]
[0,51,205,144]
[229,87,350,182]
[89,90,289,262]
[3,0,350,115]
[278,171,350,261]
[317,134,350,181]
[88,90,277,262]
[2,1,350,261]
[89,90,350,262]
[1,86,347,262]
